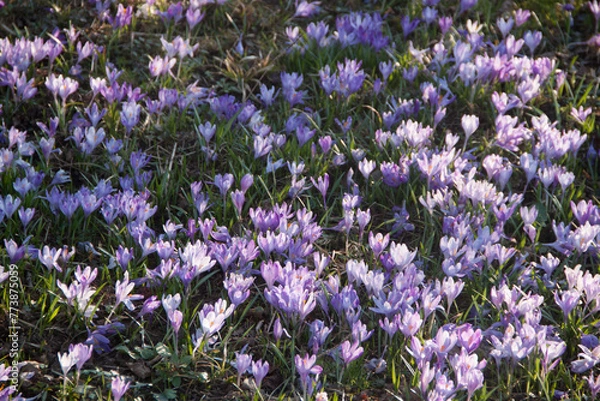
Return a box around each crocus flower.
[110,4,133,29]
[457,324,482,354]
[401,15,420,37]
[149,55,176,77]
[461,114,479,142]
[294,0,320,18]
[295,353,322,392]
[162,294,181,315]
[251,360,269,388]
[38,245,62,272]
[398,309,423,337]
[571,343,600,373]
[439,16,453,34]
[58,351,76,377]
[138,295,161,318]
[590,0,600,20]
[69,343,93,373]
[496,17,514,37]
[45,74,78,104]
[224,273,254,307]
[159,2,183,23]
[554,289,581,320]
[198,121,216,143]
[588,371,600,399]
[524,30,542,55]
[121,101,141,134]
[18,207,35,228]
[111,376,130,401]
[310,174,329,206]
[0,266,9,284]
[168,310,183,335]
[515,8,531,26]
[340,340,363,366]
[114,272,143,311]
[193,299,235,351]
[388,242,416,270]
[186,7,205,29]
[422,6,437,25]
[259,84,279,107]
[240,173,254,193]
[380,161,408,187]
[460,0,477,13]
[213,173,234,197]
[15,73,37,101]
[235,351,252,385]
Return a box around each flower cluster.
[2,0,600,400]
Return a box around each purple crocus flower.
[295,353,322,392]
[457,324,482,354]
[213,173,234,198]
[273,317,286,341]
[310,173,329,206]
[235,351,252,385]
[260,260,282,289]
[110,4,133,29]
[168,309,183,335]
[115,272,143,311]
[240,173,254,193]
[358,158,376,180]
[15,73,37,101]
[515,8,531,26]
[460,0,477,13]
[368,232,389,258]
[224,273,255,307]
[294,0,321,18]
[401,15,420,37]
[590,0,600,20]
[588,371,600,399]
[159,2,183,23]
[230,190,245,216]
[38,245,62,272]
[82,126,106,155]
[356,209,371,238]
[295,126,315,147]
[554,289,581,320]
[439,16,453,34]
[339,340,363,366]
[111,376,130,401]
[251,360,269,388]
[138,295,161,318]
[433,326,457,358]
[149,55,176,77]
[398,309,423,337]
[4,239,25,263]
[193,299,235,351]
[45,74,78,104]
[121,101,141,134]
[571,342,600,373]
[198,121,216,143]
[450,347,486,398]
[18,202,35,228]
[259,84,279,107]
[308,320,331,354]
[69,343,93,373]
[281,72,305,107]
[186,7,205,29]
[388,242,416,270]
[380,161,408,187]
